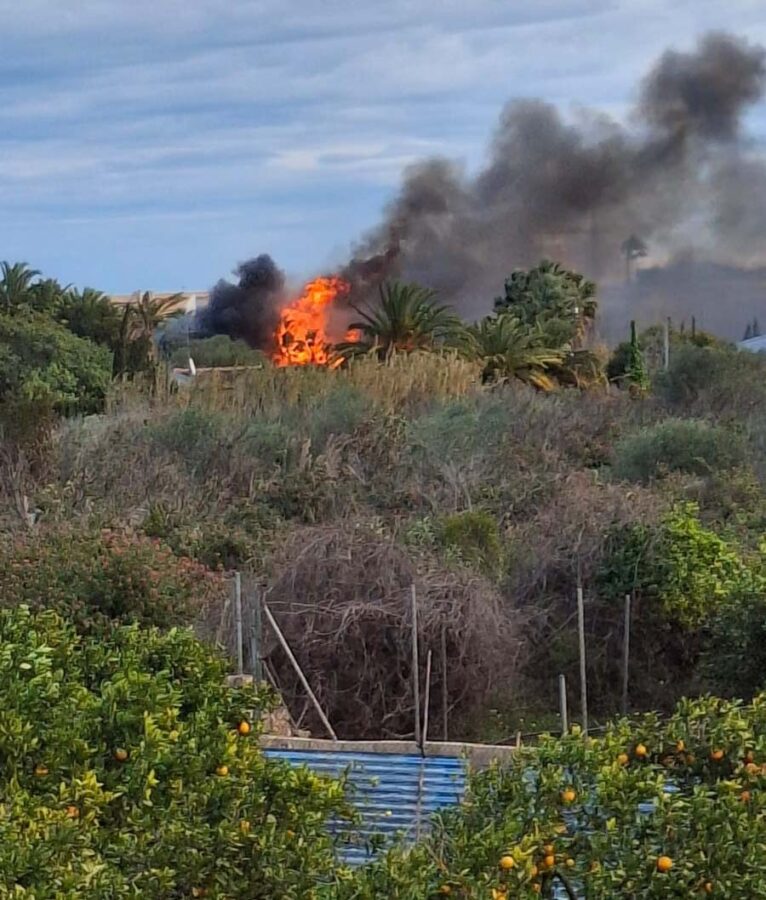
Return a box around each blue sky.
[2,0,766,294]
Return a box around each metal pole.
[559,674,569,735]
[622,594,631,716]
[411,584,421,746]
[263,602,338,741]
[250,585,264,682]
[422,650,432,751]
[234,572,244,675]
[440,622,448,742]
[663,317,671,371]
[577,585,588,737]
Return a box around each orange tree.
[332,695,766,899]
[0,607,351,898]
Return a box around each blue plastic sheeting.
[264,749,466,866]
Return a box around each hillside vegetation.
[4,259,766,894]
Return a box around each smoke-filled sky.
[2,1,766,294]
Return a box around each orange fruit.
[686,753,696,765]
[543,844,554,855]
[530,865,539,878]
[745,751,755,763]
[239,819,251,834]
[439,887,452,895]
[544,854,555,869]
[237,721,251,736]
[532,885,541,894]
[561,788,576,804]
[676,740,685,752]
[66,805,79,819]
[565,858,575,868]
[657,856,673,873]
[745,762,759,776]
[34,764,48,777]
[635,743,648,758]
[499,855,515,870]
[703,882,714,894]
[114,748,129,763]
[617,753,629,766]
[710,749,725,762]
[215,765,229,777]
[741,790,751,803]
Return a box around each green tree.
[0,606,349,899]
[0,261,41,313]
[621,233,648,283]
[336,281,465,361]
[0,314,112,414]
[466,314,563,390]
[58,287,122,351]
[493,260,597,348]
[625,319,649,392]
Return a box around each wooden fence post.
[577,585,588,737]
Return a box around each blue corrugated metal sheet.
[264,749,466,865]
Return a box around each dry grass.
[246,522,519,739]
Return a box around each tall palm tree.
[0,262,40,313]
[467,314,564,391]
[123,292,184,390]
[58,287,121,348]
[128,292,184,343]
[336,281,465,361]
[28,278,69,316]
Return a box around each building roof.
[109,291,209,313]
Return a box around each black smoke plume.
[203,32,766,347]
[196,254,286,350]
[345,31,766,336]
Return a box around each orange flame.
[274,276,354,368]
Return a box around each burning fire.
[274,276,356,368]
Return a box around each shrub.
[169,334,267,368]
[0,313,112,414]
[0,607,348,898]
[598,502,758,629]
[438,510,504,576]
[338,693,766,898]
[613,418,745,483]
[0,526,224,630]
[255,523,517,739]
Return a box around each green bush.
[0,527,224,631]
[0,607,348,898]
[169,335,267,369]
[598,502,759,628]
[0,313,112,414]
[337,693,766,898]
[613,418,745,483]
[439,510,503,576]
[654,342,762,407]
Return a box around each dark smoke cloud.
[204,32,766,348]
[346,31,766,327]
[639,33,766,141]
[197,254,286,350]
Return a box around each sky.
[2,0,766,294]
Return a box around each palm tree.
[58,287,121,348]
[123,292,184,390]
[335,281,465,361]
[621,235,648,283]
[467,314,564,391]
[0,262,40,313]
[28,278,69,316]
[494,260,597,347]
